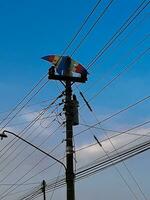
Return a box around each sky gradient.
[0,0,149,200]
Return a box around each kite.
[41,55,88,78]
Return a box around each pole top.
[42,54,88,83]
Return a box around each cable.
[87,0,149,69]
[70,0,115,56]
[0,80,49,131]
[49,157,64,200]
[83,33,149,93]
[0,125,62,186]
[18,129,150,199]
[96,125,147,200]
[0,0,104,160]
[0,80,50,158]
[0,103,63,167]
[75,93,150,137]
[0,74,47,129]
[0,101,57,122]
[17,140,150,200]
[78,113,140,199]
[0,0,102,130]
[99,140,140,199]
[0,126,64,199]
[61,0,103,55]
[0,93,63,162]
[0,105,63,179]
[86,47,149,105]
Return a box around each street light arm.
[2,130,66,170]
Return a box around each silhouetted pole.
[64,80,75,200]
[45,55,87,200]
[42,180,46,200]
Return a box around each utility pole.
[41,180,46,200]
[64,80,75,200]
[43,55,87,200]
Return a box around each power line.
[87,0,149,69]
[0,102,63,168]
[61,0,103,55]
[70,0,115,56]
[79,111,141,199]
[75,93,150,137]
[95,124,148,200]
[0,0,102,130]
[0,74,47,129]
[0,110,63,180]
[0,98,55,116]
[17,140,150,200]
[0,80,49,132]
[86,47,149,104]
[0,93,63,160]
[80,123,150,138]
[83,33,149,93]
[0,0,105,161]
[0,127,63,199]
[14,128,150,200]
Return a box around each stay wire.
[100,142,140,200]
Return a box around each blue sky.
[0,0,149,200]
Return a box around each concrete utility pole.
[47,56,87,200]
[64,80,75,200]
[41,180,46,200]
[0,56,87,200]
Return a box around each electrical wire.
[78,113,140,199]
[94,120,148,200]
[0,93,63,162]
[83,33,149,93]
[0,126,64,199]
[0,0,149,198]
[87,0,149,70]
[0,81,50,158]
[60,0,103,55]
[0,74,47,128]
[84,47,149,106]
[70,0,115,56]
[17,140,150,200]
[75,93,150,137]
[49,156,64,200]
[0,102,63,170]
